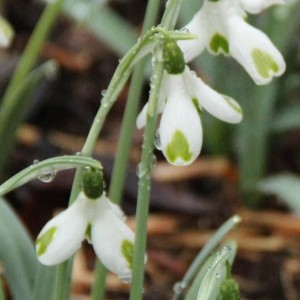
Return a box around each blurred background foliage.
[0,0,300,299]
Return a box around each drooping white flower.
[137,66,243,166]
[178,0,286,85]
[239,0,284,14]
[0,15,14,48]
[36,191,136,282]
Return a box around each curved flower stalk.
[137,66,243,166]
[178,0,286,85]
[36,170,138,282]
[0,15,14,48]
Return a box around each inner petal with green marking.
[36,227,57,256]
[209,33,229,55]
[166,130,193,163]
[121,239,134,270]
[252,48,279,78]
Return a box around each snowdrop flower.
[178,0,286,85]
[137,66,243,166]
[36,170,137,282]
[0,15,14,48]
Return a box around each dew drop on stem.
[37,167,57,183]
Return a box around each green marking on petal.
[85,223,92,243]
[121,239,134,270]
[166,130,193,163]
[210,33,229,55]
[192,98,202,116]
[223,96,242,114]
[252,49,279,78]
[36,227,57,256]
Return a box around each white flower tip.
[221,96,243,124]
[36,196,88,265]
[241,0,285,14]
[136,103,148,129]
[36,226,58,265]
[163,130,198,166]
[251,48,286,85]
[0,16,14,48]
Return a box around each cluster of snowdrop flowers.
[35,169,137,282]
[137,0,286,166]
[0,15,14,48]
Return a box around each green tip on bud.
[82,168,104,199]
[162,37,185,74]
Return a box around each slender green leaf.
[32,264,57,300]
[0,60,58,172]
[258,174,300,215]
[63,0,137,56]
[185,241,237,300]
[271,104,300,133]
[173,215,241,300]
[0,197,37,300]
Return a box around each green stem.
[129,59,165,300]
[90,1,161,299]
[54,258,73,300]
[0,0,64,173]
[172,215,241,300]
[129,1,182,298]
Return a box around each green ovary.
[252,49,279,78]
[210,33,229,55]
[166,130,193,163]
[121,239,134,270]
[36,227,57,256]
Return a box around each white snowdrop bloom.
[137,66,243,166]
[36,191,136,282]
[239,0,285,14]
[0,15,14,48]
[178,0,286,85]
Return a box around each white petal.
[184,70,243,124]
[107,199,126,222]
[36,195,89,265]
[91,196,136,282]
[177,10,206,62]
[159,74,202,166]
[227,16,286,85]
[136,102,148,129]
[136,73,167,129]
[0,16,14,48]
[239,0,284,14]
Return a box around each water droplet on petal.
[121,278,131,284]
[154,130,162,150]
[33,159,39,165]
[182,27,189,33]
[101,89,107,97]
